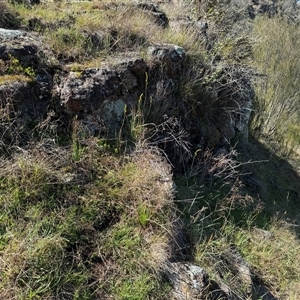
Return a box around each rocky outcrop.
[58,47,253,149]
[221,0,299,20]
[0,28,56,110]
[163,247,278,300]
[0,27,253,156]
[58,45,186,136]
[0,2,285,298]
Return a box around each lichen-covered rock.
[0,80,33,112]
[59,61,145,134]
[0,29,56,151]
[0,28,56,105]
[59,45,185,136]
[0,77,52,128]
[222,0,299,20]
[60,68,126,113]
[82,30,106,50]
[148,44,185,80]
[0,28,57,69]
[165,262,210,300]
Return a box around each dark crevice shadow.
[237,133,300,236]
[252,275,279,300]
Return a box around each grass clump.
[0,1,20,29]
[0,153,92,299]
[250,16,300,156]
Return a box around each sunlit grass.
[0,132,175,299]
[2,1,300,299]
[0,74,33,85]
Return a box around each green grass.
[7,1,166,63]
[0,134,175,299]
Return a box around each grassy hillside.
[1,0,300,299]
[0,136,176,299]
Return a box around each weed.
[71,116,85,161]
[127,93,146,144]
[5,54,36,79]
[138,204,152,227]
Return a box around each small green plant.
[24,66,36,77]
[128,93,146,143]
[71,116,85,161]
[7,54,36,79]
[123,73,152,146]
[138,204,152,227]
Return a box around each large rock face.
[0,27,254,159]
